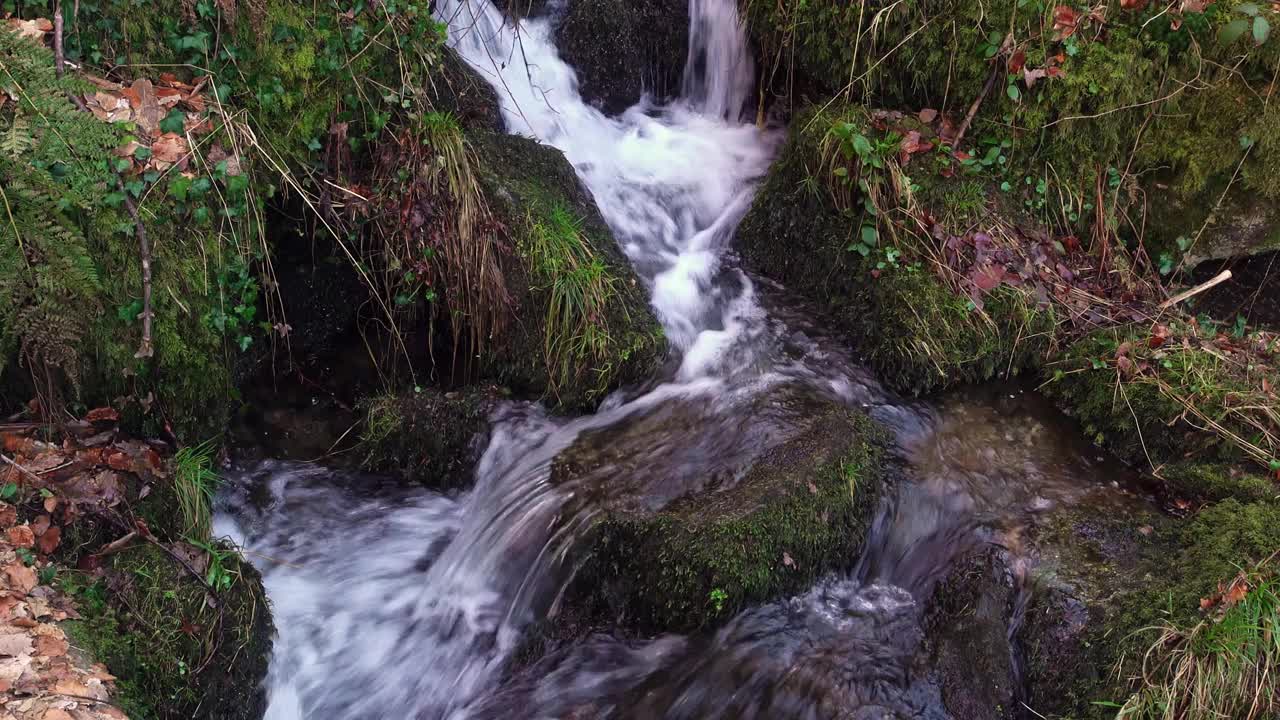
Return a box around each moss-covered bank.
[358,386,499,487]
[735,105,1057,395]
[559,400,888,632]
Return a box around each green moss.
[1043,322,1275,468]
[358,387,496,487]
[567,406,887,632]
[736,104,1057,395]
[62,544,272,720]
[1163,462,1278,505]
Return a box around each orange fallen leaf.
[6,17,53,40]
[6,525,34,549]
[37,526,60,555]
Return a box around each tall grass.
[1119,575,1280,720]
[524,204,621,400]
[174,440,220,542]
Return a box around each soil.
[1189,251,1280,330]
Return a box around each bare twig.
[953,33,1012,150]
[115,177,155,359]
[0,452,42,483]
[53,0,66,78]
[97,530,138,556]
[1158,270,1232,310]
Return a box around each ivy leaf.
[133,145,152,160]
[1253,15,1270,44]
[1219,17,1250,44]
[159,109,186,134]
[861,225,879,247]
[1236,2,1260,16]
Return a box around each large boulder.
[499,0,691,114]
[552,385,890,632]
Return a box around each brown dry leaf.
[1008,49,1027,74]
[154,87,183,108]
[41,709,74,720]
[0,503,16,528]
[1053,5,1082,40]
[1181,0,1213,12]
[1023,67,1049,88]
[32,633,67,659]
[3,563,36,594]
[150,133,188,165]
[6,18,53,40]
[6,526,34,549]
[30,516,49,539]
[918,108,938,124]
[130,79,161,135]
[36,527,59,556]
[1120,0,1149,8]
[41,496,56,515]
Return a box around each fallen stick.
[53,0,65,78]
[953,33,1013,151]
[1158,269,1232,310]
[0,452,42,483]
[97,530,138,557]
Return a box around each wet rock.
[357,386,501,488]
[553,385,890,632]
[471,128,667,409]
[925,548,1020,720]
[498,0,691,114]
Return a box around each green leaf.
[851,134,874,158]
[861,225,879,247]
[133,145,152,160]
[238,336,253,352]
[103,192,126,209]
[169,177,192,201]
[1006,83,1021,102]
[1219,17,1250,44]
[1254,15,1270,44]
[0,483,16,501]
[159,109,186,134]
[114,158,133,172]
[1237,2,1260,16]
[832,166,849,177]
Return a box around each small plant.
[0,482,17,501]
[1219,3,1272,46]
[174,440,220,542]
[186,538,239,593]
[708,588,728,615]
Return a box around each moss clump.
[472,130,666,409]
[62,544,273,720]
[565,405,887,632]
[358,387,498,487]
[1162,462,1278,505]
[1043,321,1278,469]
[735,104,1056,395]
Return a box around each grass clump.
[1120,575,1280,720]
[523,203,625,402]
[174,440,220,541]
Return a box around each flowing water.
[216,2,1156,717]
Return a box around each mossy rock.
[734,104,1056,396]
[471,129,666,409]
[63,543,273,720]
[1021,497,1280,717]
[556,393,889,632]
[358,386,499,487]
[498,0,690,114]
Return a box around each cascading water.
[217,2,1160,718]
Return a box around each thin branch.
[1158,270,1232,310]
[954,33,1013,150]
[115,177,155,359]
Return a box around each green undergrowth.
[743,0,1280,259]
[62,543,271,720]
[358,387,496,487]
[1043,319,1280,473]
[567,407,887,632]
[1113,501,1280,719]
[0,27,264,441]
[1031,499,1280,717]
[735,104,1058,395]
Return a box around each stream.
[215,1,1158,717]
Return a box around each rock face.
[552,386,890,632]
[358,386,501,488]
[499,0,691,114]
